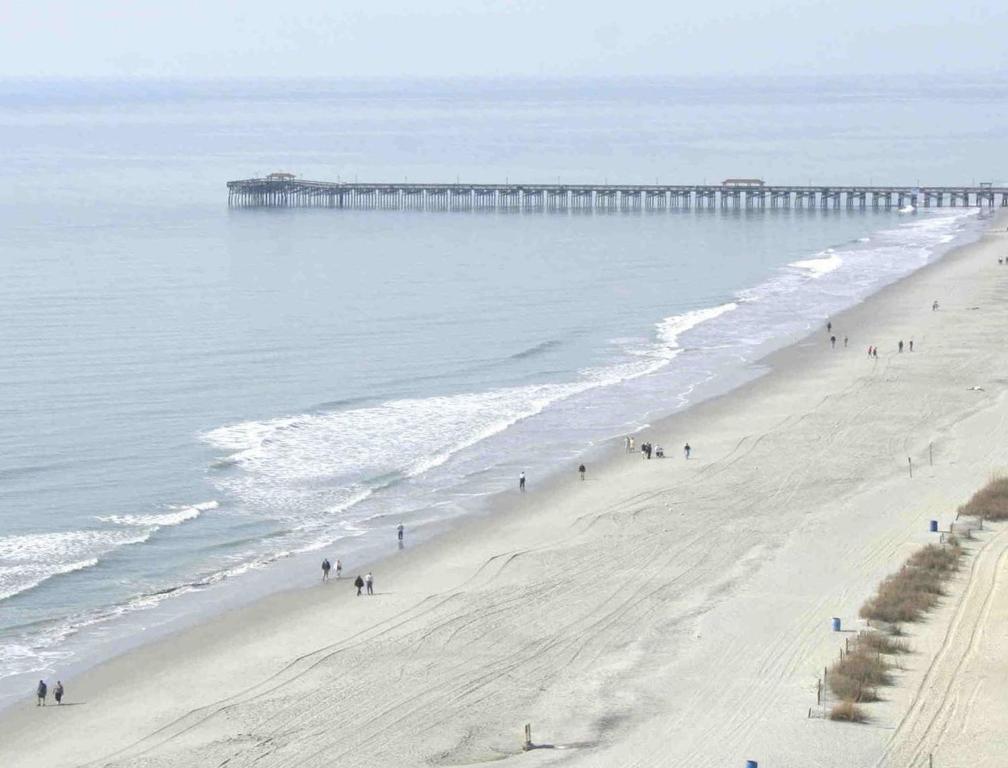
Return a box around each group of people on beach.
[321,560,374,595]
[35,679,63,707]
[627,438,690,460]
[826,321,849,351]
[319,523,406,595]
[320,557,342,581]
[831,305,935,360]
[866,339,916,358]
[353,572,374,596]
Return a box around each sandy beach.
[3,213,1008,767]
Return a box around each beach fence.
[945,512,983,541]
[808,632,858,721]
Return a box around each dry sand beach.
[3,214,1008,768]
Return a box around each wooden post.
[523,723,532,750]
[908,457,913,478]
[929,442,933,466]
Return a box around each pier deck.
[227,178,1008,211]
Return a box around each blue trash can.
[832,617,841,632]
[929,520,938,533]
[746,761,758,768]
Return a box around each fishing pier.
[227,175,1008,211]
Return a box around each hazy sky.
[2,0,1006,79]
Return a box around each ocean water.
[0,77,996,706]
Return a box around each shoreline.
[2,210,1007,767]
[0,209,979,713]
[2,209,979,711]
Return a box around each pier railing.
[227,178,1008,211]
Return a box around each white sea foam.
[656,302,739,348]
[788,253,843,277]
[0,530,150,602]
[0,498,212,603]
[97,501,217,528]
[203,301,739,518]
[0,559,100,603]
[199,210,974,542]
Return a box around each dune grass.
[824,480,997,725]
[830,700,867,722]
[859,539,962,624]
[828,632,895,703]
[830,538,961,717]
[856,629,910,655]
[958,477,1008,521]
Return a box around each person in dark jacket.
[354,575,365,596]
[36,680,47,706]
[54,681,64,705]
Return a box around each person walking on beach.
[321,558,331,582]
[519,472,526,492]
[844,335,848,348]
[873,347,878,359]
[578,463,586,480]
[354,575,365,596]
[397,524,404,545]
[909,339,914,352]
[933,300,939,311]
[684,442,691,460]
[365,571,374,596]
[335,559,342,578]
[36,680,47,706]
[625,435,631,453]
[827,320,832,334]
[54,681,63,705]
[898,340,904,353]
[830,335,836,349]
[628,437,634,454]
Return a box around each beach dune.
[2,216,1008,767]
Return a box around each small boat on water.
[898,204,916,214]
